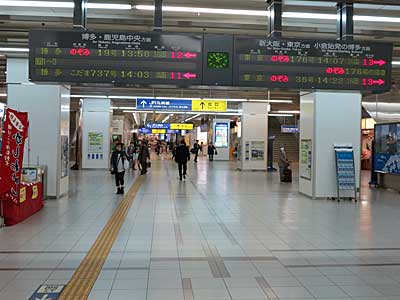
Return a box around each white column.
[238,102,269,171]
[299,91,361,198]
[7,58,70,198]
[81,98,111,169]
[212,119,231,161]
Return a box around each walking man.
[175,140,190,181]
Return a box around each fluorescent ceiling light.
[87,3,131,10]
[282,12,336,20]
[354,15,400,23]
[135,5,269,16]
[71,95,108,99]
[0,1,131,9]
[185,114,201,122]
[162,114,173,123]
[249,99,293,103]
[0,47,29,53]
[0,93,7,97]
[275,110,300,114]
[269,113,293,117]
[227,99,246,102]
[393,61,400,65]
[111,106,136,110]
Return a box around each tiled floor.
[2,156,400,299]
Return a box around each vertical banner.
[0,108,29,204]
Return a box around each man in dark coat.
[138,140,150,175]
[175,140,190,181]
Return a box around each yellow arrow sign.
[192,100,227,112]
[170,123,194,130]
[152,129,166,134]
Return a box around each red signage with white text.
[0,108,29,204]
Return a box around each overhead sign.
[146,123,170,130]
[170,123,194,130]
[28,29,393,92]
[138,128,151,134]
[152,129,166,134]
[281,125,299,133]
[29,30,202,86]
[192,100,227,112]
[29,285,65,300]
[137,98,192,111]
[234,37,393,91]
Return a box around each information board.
[214,123,229,148]
[29,30,203,85]
[234,37,393,91]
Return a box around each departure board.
[29,30,203,85]
[233,37,393,91]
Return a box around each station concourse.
[0,1,400,300]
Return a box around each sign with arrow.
[136,98,192,111]
[29,285,65,300]
[192,100,227,112]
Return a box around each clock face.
[207,52,229,69]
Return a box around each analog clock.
[207,52,230,69]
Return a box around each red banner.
[0,108,29,204]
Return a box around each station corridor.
[1,158,400,300]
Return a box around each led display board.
[233,37,393,92]
[29,30,202,85]
[214,123,229,148]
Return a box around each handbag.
[215,150,218,155]
[123,158,130,170]
[147,161,152,168]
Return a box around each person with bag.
[110,142,129,194]
[278,147,291,182]
[175,140,190,181]
[192,140,200,163]
[208,143,217,161]
[138,140,150,175]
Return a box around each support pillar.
[337,2,354,41]
[73,0,88,29]
[154,0,163,31]
[7,58,70,198]
[266,0,282,38]
[299,91,361,198]
[81,99,111,169]
[238,103,269,171]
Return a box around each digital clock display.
[233,37,393,92]
[29,30,203,85]
[207,52,229,69]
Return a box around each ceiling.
[1,0,400,124]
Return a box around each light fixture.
[354,15,400,23]
[135,5,269,16]
[0,47,29,53]
[0,1,131,10]
[111,106,137,110]
[0,93,7,97]
[162,114,173,123]
[275,110,300,114]
[71,94,108,99]
[185,114,201,122]
[282,12,336,20]
[269,113,293,117]
[393,61,400,65]
[249,99,293,103]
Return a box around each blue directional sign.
[137,98,192,111]
[145,123,170,130]
[29,285,65,300]
[138,128,152,134]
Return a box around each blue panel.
[136,98,192,111]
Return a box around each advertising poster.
[61,136,69,178]
[0,108,29,204]
[250,141,265,161]
[214,123,228,148]
[374,123,400,174]
[300,139,312,180]
[88,132,104,160]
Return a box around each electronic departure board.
[29,30,203,85]
[233,37,393,91]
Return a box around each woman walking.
[138,140,150,175]
[110,142,128,194]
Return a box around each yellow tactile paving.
[58,176,144,300]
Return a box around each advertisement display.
[374,123,400,174]
[250,141,265,161]
[88,132,104,160]
[0,108,29,204]
[300,140,312,180]
[214,123,229,148]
